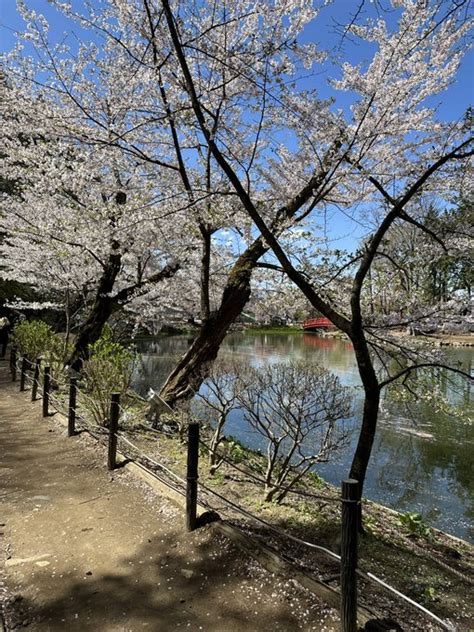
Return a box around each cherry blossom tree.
[2,0,270,389]
[0,75,186,368]
[2,0,473,512]
[155,0,473,512]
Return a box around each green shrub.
[226,438,248,464]
[46,335,74,387]
[307,471,325,489]
[12,319,71,386]
[12,319,56,361]
[80,327,137,427]
[399,512,432,538]
[424,586,438,603]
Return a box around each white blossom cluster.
[0,0,471,335]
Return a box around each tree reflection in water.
[133,333,473,541]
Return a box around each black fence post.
[10,346,17,382]
[68,377,77,437]
[186,422,200,532]
[341,479,359,632]
[31,358,41,401]
[19,356,28,392]
[107,392,120,470]
[42,366,50,417]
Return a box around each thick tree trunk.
[159,239,266,406]
[66,251,121,371]
[348,386,380,488]
[67,296,115,371]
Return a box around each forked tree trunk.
[67,255,179,372]
[67,296,115,371]
[66,251,121,371]
[264,486,279,503]
[159,239,266,406]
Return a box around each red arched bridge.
[302,317,333,331]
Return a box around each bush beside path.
[0,359,338,632]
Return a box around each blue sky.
[303,0,473,122]
[1,0,472,252]
[2,0,471,118]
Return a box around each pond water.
[133,332,473,542]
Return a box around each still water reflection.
[134,333,473,541]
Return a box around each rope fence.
[7,348,458,632]
[140,421,342,504]
[113,424,455,632]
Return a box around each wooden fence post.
[42,366,50,417]
[10,347,17,382]
[19,356,28,392]
[31,358,41,401]
[341,479,359,632]
[107,392,120,470]
[68,377,78,437]
[186,422,200,532]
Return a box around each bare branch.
[379,363,472,389]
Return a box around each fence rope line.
[115,433,186,485]
[111,434,345,567]
[139,425,181,438]
[48,392,67,408]
[197,434,341,504]
[8,351,459,632]
[42,383,101,430]
[114,432,354,561]
[363,572,456,632]
[51,397,95,427]
[129,456,189,499]
[110,431,342,560]
[76,420,109,442]
[20,368,41,393]
[18,366,47,407]
[199,480,342,561]
[110,434,456,632]
[146,425,341,504]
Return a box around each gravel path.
[0,358,338,632]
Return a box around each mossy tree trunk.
[159,239,266,405]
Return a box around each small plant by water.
[195,357,248,473]
[399,512,432,539]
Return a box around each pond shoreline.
[243,327,474,347]
[135,327,474,347]
[118,423,474,631]
[134,332,472,541]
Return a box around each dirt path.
[0,359,338,632]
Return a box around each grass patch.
[244,326,303,334]
[123,423,473,630]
